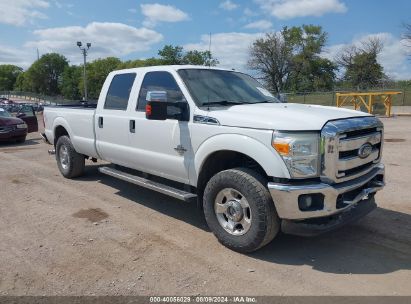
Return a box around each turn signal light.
[273,142,290,155]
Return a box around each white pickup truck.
[43,65,385,252]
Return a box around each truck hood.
[202,103,371,131]
[0,116,24,127]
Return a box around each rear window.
[104,73,136,110]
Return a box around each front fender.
[192,133,290,184]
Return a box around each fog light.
[298,194,324,211]
[299,195,312,210]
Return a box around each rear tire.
[56,135,85,178]
[203,168,280,253]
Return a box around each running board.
[98,166,197,202]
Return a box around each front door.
[128,71,192,184]
[18,105,38,133]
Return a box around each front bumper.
[0,128,27,141]
[281,196,377,236]
[268,164,385,220]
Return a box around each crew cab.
[43,66,385,252]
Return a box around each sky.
[0,0,411,80]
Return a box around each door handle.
[129,120,135,133]
[98,117,103,128]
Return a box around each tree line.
[0,24,410,100]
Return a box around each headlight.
[272,131,320,178]
[16,123,27,129]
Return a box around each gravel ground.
[0,116,410,296]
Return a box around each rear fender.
[51,117,73,146]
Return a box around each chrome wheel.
[214,188,252,236]
[59,145,69,170]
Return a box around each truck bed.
[44,105,99,159]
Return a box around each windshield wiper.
[201,100,245,107]
[254,100,277,104]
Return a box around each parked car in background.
[31,103,44,113]
[16,105,39,133]
[0,106,38,143]
[0,98,15,105]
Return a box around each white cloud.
[140,3,189,27]
[0,45,34,68]
[244,8,259,17]
[53,1,73,9]
[184,32,264,71]
[244,20,273,31]
[25,22,163,64]
[256,0,347,19]
[321,33,411,80]
[0,0,50,26]
[128,8,137,13]
[219,0,238,11]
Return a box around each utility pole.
[77,41,91,101]
[208,32,212,67]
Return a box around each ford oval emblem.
[358,143,373,159]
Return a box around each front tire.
[203,168,280,253]
[56,135,85,178]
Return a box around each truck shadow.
[80,164,411,275]
[79,164,210,232]
[249,207,411,275]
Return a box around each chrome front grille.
[321,117,383,184]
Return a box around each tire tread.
[203,167,280,253]
[56,135,85,178]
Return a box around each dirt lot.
[0,116,410,296]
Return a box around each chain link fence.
[0,91,78,105]
[285,90,411,106]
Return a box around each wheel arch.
[52,117,73,146]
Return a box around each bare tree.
[248,32,293,94]
[336,37,383,67]
[336,37,385,90]
[248,26,336,93]
[402,23,411,48]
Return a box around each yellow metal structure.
[336,91,402,117]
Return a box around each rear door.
[95,72,138,166]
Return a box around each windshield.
[0,108,12,117]
[178,69,280,107]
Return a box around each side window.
[137,71,185,111]
[104,73,136,110]
[19,105,35,117]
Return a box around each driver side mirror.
[145,91,168,120]
[145,91,189,121]
[16,113,26,118]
